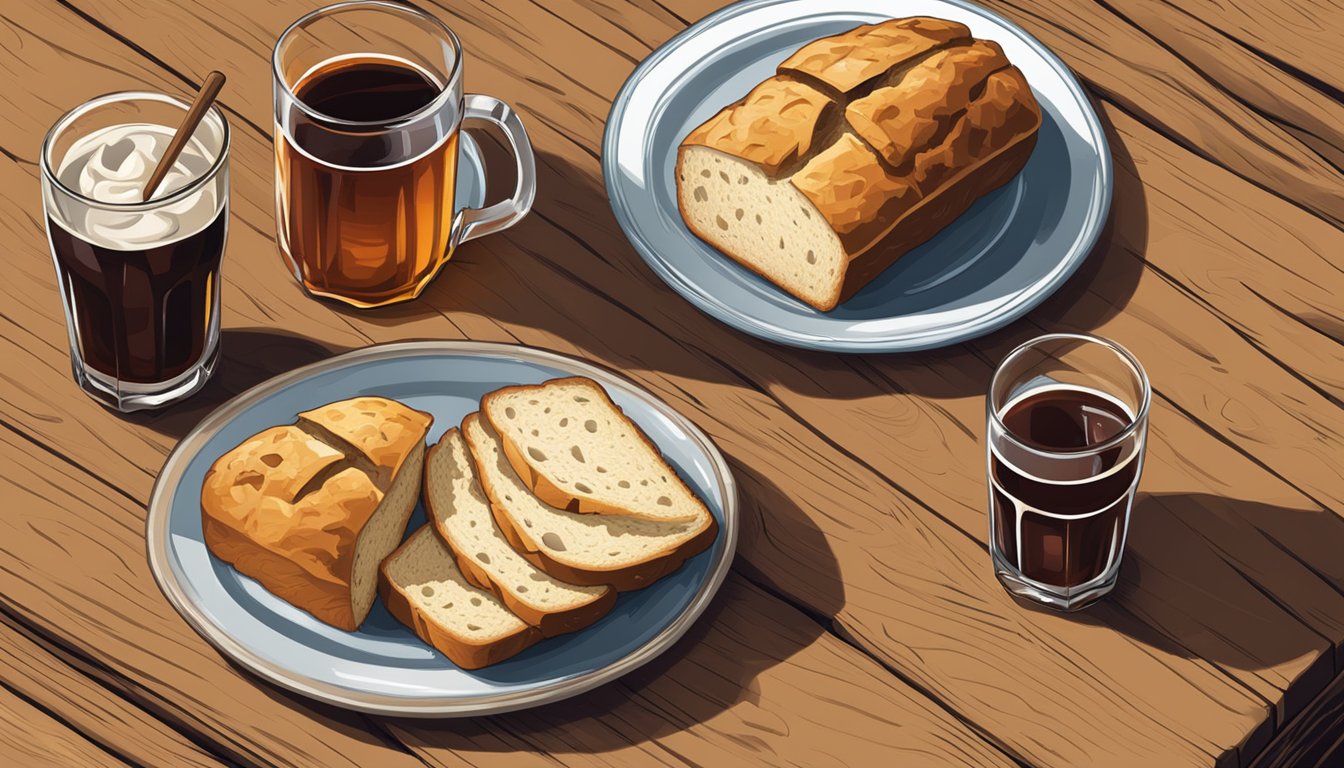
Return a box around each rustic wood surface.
[0,0,1340,765]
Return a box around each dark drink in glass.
[41,93,229,411]
[987,335,1150,610]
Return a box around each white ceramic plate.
[146,342,737,716]
[603,0,1111,352]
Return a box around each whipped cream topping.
[56,123,221,249]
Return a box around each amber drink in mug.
[273,1,535,307]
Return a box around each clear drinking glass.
[272,0,536,308]
[41,92,229,412]
[987,334,1150,610]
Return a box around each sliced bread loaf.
[378,525,540,670]
[482,377,707,523]
[425,428,616,636]
[463,413,717,591]
[677,18,1041,311]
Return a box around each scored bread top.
[298,397,433,486]
[481,377,708,523]
[679,16,1041,256]
[201,424,386,588]
[778,16,970,95]
[681,77,835,176]
[845,41,1009,169]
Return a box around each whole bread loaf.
[677,17,1041,310]
[201,397,433,631]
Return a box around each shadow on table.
[1017,491,1344,721]
[229,467,843,754]
[126,327,345,439]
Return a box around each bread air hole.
[517,585,528,593]
[476,552,490,565]
[421,586,435,597]
[467,623,482,631]
[719,171,729,182]
[527,447,547,462]
[657,496,672,506]
[504,407,516,419]
[469,520,477,528]
[618,480,631,488]
[574,482,593,494]
[528,399,539,405]
[700,169,710,177]
[442,602,453,610]
[735,208,744,220]
[584,419,597,433]
[571,445,585,463]
[596,466,607,473]
[715,215,729,230]
[522,517,532,528]
[529,572,548,581]
[609,551,621,557]
[541,532,566,551]
[470,597,482,607]
[755,214,762,224]
[693,186,708,202]
[260,453,283,468]
[530,429,540,437]
[573,396,589,403]
[560,417,569,427]
[806,250,816,264]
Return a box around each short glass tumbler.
[987,334,1150,610]
[41,91,229,412]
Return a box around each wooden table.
[2,0,1341,765]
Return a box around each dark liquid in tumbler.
[47,210,225,383]
[991,387,1138,587]
[277,56,459,306]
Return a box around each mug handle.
[453,94,537,247]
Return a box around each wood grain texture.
[0,0,1335,766]
[1251,668,1344,768]
[0,613,225,767]
[0,682,122,768]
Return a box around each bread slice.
[482,377,707,523]
[677,18,1041,311]
[378,525,541,670]
[425,428,616,635]
[202,397,432,631]
[463,413,717,591]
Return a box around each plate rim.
[601,0,1113,353]
[145,340,739,716]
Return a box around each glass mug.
[273,1,535,308]
[987,334,1150,610]
[41,92,229,412]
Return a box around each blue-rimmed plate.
[603,0,1111,352]
[146,342,737,716]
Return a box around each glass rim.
[272,0,464,130]
[40,91,230,212]
[988,333,1151,459]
